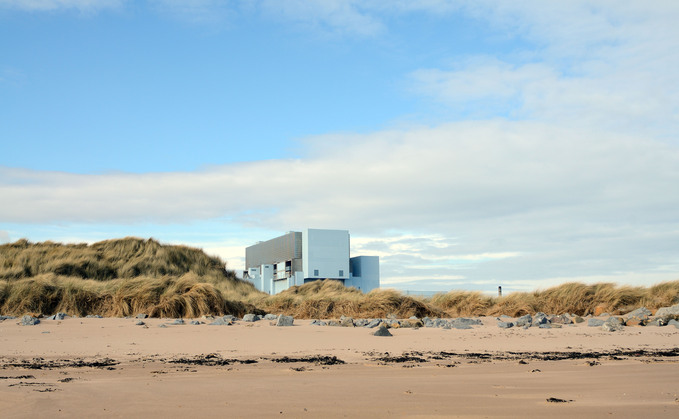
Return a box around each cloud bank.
[2,120,678,289]
[2,1,678,291]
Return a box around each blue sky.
[1,1,678,293]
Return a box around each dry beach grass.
[1,237,678,319]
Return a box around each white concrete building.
[244,228,379,294]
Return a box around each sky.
[1,0,678,294]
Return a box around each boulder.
[572,316,585,323]
[327,320,340,326]
[373,326,393,337]
[602,322,623,332]
[625,307,652,321]
[409,316,419,320]
[453,323,472,330]
[135,320,145,326]
[532,313,549,327]
[538,324,552,329]
[655,303,679,318]
[497,321,514,329]
[20,315,40,326]
[85,315,103,319]
[0,315,17,321]
[385,319,400,328]
[587,318,605,327]
[310,319,327,326]
[263,314,278,321]
[48,312,68,321]
[515,314,532,327]
[594,305,607,316]
[190,320,201,325]
[276,315,294,327]
[242,314,258,322]
[171,319,185,325]
[400,319,424,328]
[550,314,571,325]
[223,315,237,322]
[454,317,483,326]
[668,319,679,329]
[365,319,382,328]
[339,316,354,327]
[624,318,646,327]
[209,318,232,326]
[354,319,370,327]
[136,313,148,319]
[646,318,666,327]
[606,316,624,326]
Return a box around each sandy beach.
[1,316,678,418]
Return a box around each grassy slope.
[1,238,678,318]
[0,238,262,317]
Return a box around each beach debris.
[169,353,258,366]
[190,320,201,325]
[373,326,393,337]
[263,314,278,321]
[242,314,259,322]
[546,397,572,403]
[497,321,514,329]
[20,315,40,326]
[136,314,148,319]
[276,315,294,327]
[270,355,344,365]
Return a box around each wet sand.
[1,317,678,418]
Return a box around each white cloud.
[148,0,232,24]
[2,119,677,289]
[256,0,385,37]
[0,0,123,12]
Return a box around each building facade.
[244,228,379,294]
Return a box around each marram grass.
[1,238,678,318]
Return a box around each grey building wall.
[245,231,302,270]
